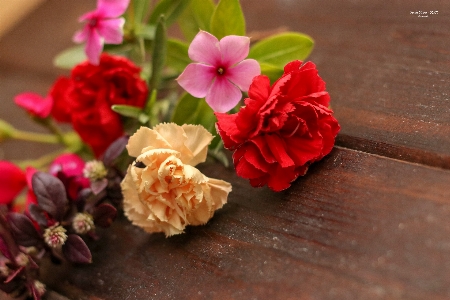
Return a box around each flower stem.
[16,148,67,170]
[12,130,59,144]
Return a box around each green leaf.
[248,32,314,68]
[172,94,215,129]
[210,0,245,39]
[149,16,167,90]
[53,45,86,69]
[166,39,190,72]
[178,0,215,41]
[112,105,150,124]
[111,105,143,119]
[132,0,151,26]
[259,62,284,83]
[171,93,221,149]
[148,0,192,26]
[134,24,156,40]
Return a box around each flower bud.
[83,160,107,181]
[33,280,46,297]
[43,224,67,248]
[0,265,10,277]
[15,253,29,267]
[72,213,95,234]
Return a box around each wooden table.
[1,1,449,299]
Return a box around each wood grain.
[242,0,450,168]
[40,148,450,300]
[0,1,449,299]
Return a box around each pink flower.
[49,154,90,201]
[73,0,130,65]
[14,92,53,118]
[177,31,261,113]
[49,153,86,178]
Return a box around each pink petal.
[219,35,251,67]
[205,77,242,113]
[97,18,125,44]
[226,59,261,92]
[25,167,37,190]
[78,11,98,22]
[14,92,53,118]
[49,154,86,178]
[73,26,89,43]
[0,161,26,205]
[188,31,221,66]
[85,29,103,65]
[97,0,130,18]
[177,63,216,98]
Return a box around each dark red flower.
[216,60,340,191]
[50,77,73,123]
[51,54,148,157]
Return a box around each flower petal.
[14,92,53,118]
[205,77,242,113]
[264,134,295,168]
[0,161,26,205]
[85,29,103,65]
[73,26,89,43]
[219,35,250,67]
[188,30,221,66]
[181,124,214,166]
[177,63,216,98]
[127,126,172,157]
[97,0,130,18]
[97,18,125,44]
[226,59,261,92]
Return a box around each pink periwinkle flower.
[177,30,261,113]
[73,0,130,65]
[14,92,53,118]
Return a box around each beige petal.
[181,124,214,166]
[205,178,232,210]
[127,126,172,157]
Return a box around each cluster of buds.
[43,224,68,248]
[83,160,107,182]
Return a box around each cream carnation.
[121,124,232,236]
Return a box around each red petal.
[0,161,26,205]
[264,134,295,168]
[251,136,276,164]
[248,75,271,103]
[215,112,242,149]
[235,156,266,179]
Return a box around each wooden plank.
[40,148,450,300]
[0,0,44,38]
[242,0,450,168]
[1,0,449,168]
[0,0,94,76]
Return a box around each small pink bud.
[72,213,95,234]
[43,224,67,248]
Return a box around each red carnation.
[216,60,340,191]
[50,54,148,157]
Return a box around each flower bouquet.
[0,0,340,298]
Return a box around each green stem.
[12,130,59,144]
[45,119,67,145]
[16,148,67,170]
